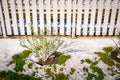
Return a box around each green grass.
[9,50,31,72]
[95,52,115,66]
[56,55,71,65]
[0,70,42,80]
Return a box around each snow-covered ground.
[0,37,119,80]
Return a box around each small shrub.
[20,34,64,62]
[28,63,33,69]
[0,70,42,80]
[54,73,69,80]
[95,52,115,66]
[103,47,113,54]
[85,59,93,64]
[70,68,76,74]
[57,55,71,65]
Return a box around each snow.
[0,37,119,80]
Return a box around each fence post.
[0,1,6,37]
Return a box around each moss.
[28,63,33,69]
[57,55,71,65]
[0,70,42,80]
[54,73,69,80]
[70,68,76,74]
[91,67,105,80]
[85,59,93,64]
[45,68,53,76]
[95,52,115,66]
[103,47,113,54]
[80,59,84,64]
[53,64,57,72]
[87,73,96,80]
[60,68,64,72]
[116,63,120,70]
[90,61,99,67]
[83,67,88,72]
[8,50,31,72]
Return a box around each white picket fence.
[0,0,120,37]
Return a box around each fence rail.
[0,0,120,37]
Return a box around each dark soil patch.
[110,50,120,63]
[36,52,60,65]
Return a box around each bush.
[19,34,64,62]
[95,52,115,66]
[0,70,42,80]
[56,55,71,65]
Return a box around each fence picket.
[31,0,37,34]
[17,0,25,35]
[39,0,44,34]
[76,0,82,36]
[108,0,118,35]
[66,0,71,35]
[10,0,18,35]
[53,0,58,35]
[96,0,104,35]
[0,2,6,37]
[24,0,31,35]
[89,0,97,35]
[60,0,64,35]
[102,0,111,35]
[82,0,89,35]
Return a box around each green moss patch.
[54,73,69,80]
[103,47,113,54]
[0,70,42,80]
[56,55,71,65]
[95,52,115,66]
[8,50,31,72]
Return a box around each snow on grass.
[0,37,119,80]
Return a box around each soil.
[110,50,120,63]
[36,52,60,65]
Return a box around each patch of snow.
[0,37,119,80]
